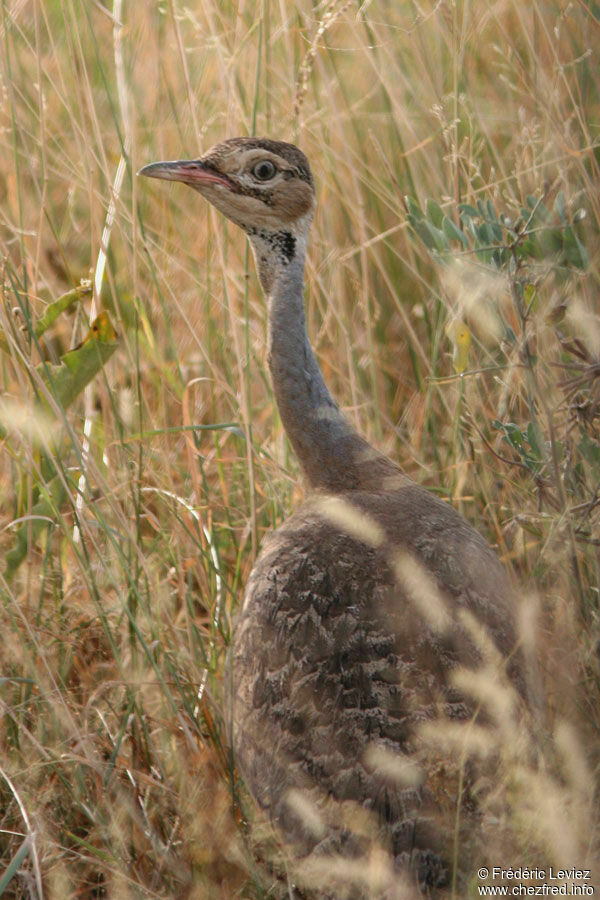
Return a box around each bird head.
[139,138,316,292]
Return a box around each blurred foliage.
[407,187,599,616]
[2,300,118,577]
[407,192,588,271]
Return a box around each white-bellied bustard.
[140,138,528,898]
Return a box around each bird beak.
[137,159,232,189]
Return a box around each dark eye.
[252,160,277,181]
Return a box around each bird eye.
[252,160,277,181]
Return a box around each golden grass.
[0,1,599,896]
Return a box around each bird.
[139,138,528,898]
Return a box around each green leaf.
[37,312,118,415]
[0,283,93,361]
[562,227,588,268]
[410,218,449,253]
[493,420,524,448]
[538,228,564,257]
[426,198,444,229]
[578,433,600,469]
[458,203,478,219]
[442,216,469,247]
[34,282,92,338]
[573,235,588,269]
[493,420,544,474]
[5,473,67,577]
[405,196,424,220]
[409,218,436,249]
[6,312,120,577]
[519,238,544,260]
[475,222,495,246]
[491,249,504,269]
[526,422,543,460]
[554,190,567,223]
[428,223,450,252]
[0,839,31,895]
[491,221,504,242]
[523,284,537,312]
[504,423,524,448]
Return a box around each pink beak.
[138,159,232,190]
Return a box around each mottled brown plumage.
[140,139,527,898]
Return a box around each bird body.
[233,485,518,891]
[140,139,526,897]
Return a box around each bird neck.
[255,232,395,493]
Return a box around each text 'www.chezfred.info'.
[477,867,595,896]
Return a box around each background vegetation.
[0,0,598,896]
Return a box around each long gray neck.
[253,232,396,493]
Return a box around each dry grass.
[0,1,599,897]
